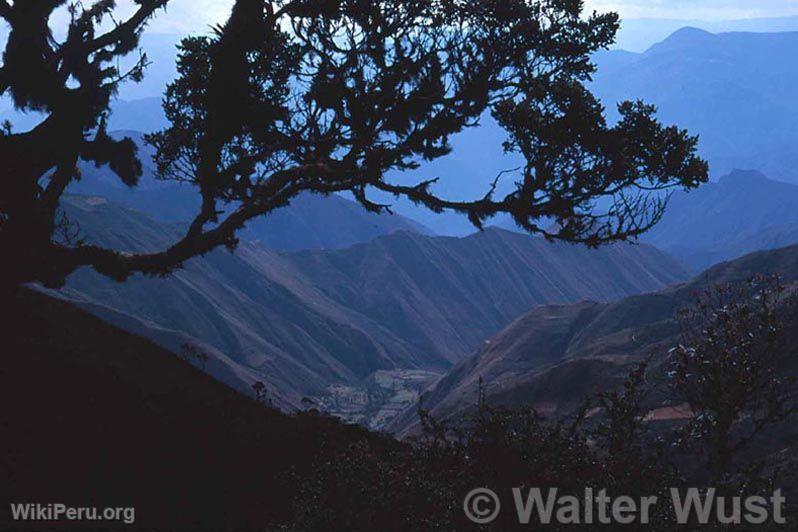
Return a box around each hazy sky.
[124,1,798,34]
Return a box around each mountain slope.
[59,196,434,407]
[285,228,689,364]
[58,196,689,419]
[392,244,798,436]
[1,287,381,530]
[592,29,798,184]
[642,169,798,270]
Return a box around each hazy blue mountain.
[57,195,689,413]
[392,26,798,232]
[642,170,798,270]
[107,97,169,132]
[615,16,798,52]
[593,28,798,184]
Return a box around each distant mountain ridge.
[642,169,798,270]
[614,16,798,52]
[592,29,798,184]
[56,195,689,421]
[391,26,798,234]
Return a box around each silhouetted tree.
[669,275,798,478]
[181,342,210,370]
[252,380,270,405]
[1,0,708,290]
[0,0,165,289]
[593,361,653,456]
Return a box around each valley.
[5,6,798,529]
[27,23,798,432]
[56,195,689,428]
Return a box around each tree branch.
[54,176,357,281]
[0,0,12,21]
[82,0,170,54]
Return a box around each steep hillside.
[0,288,382,531]
[592,29,798,183]
[643,169,798,270]
[58,196,689,426]
[285,228,689,364]
[59,196,435,408]
[392,244,798,436]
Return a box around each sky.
[94,1,798,35]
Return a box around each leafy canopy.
[0,0,708,286]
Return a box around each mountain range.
[592,27,798,184]
[615,16,798,52]
[6,20,798,434]
[388,26,798,232]
[7,26,798,236]
[54,195,689,427]
[7,240,798,529]
[7,15,798,528]
[64,133,798,278]
[642,169,798,270]
[56,152,798,429]
[390,243,798,436]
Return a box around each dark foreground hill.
[391,244,798,436]
[57,196,689,427]
[0,288,385,531]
